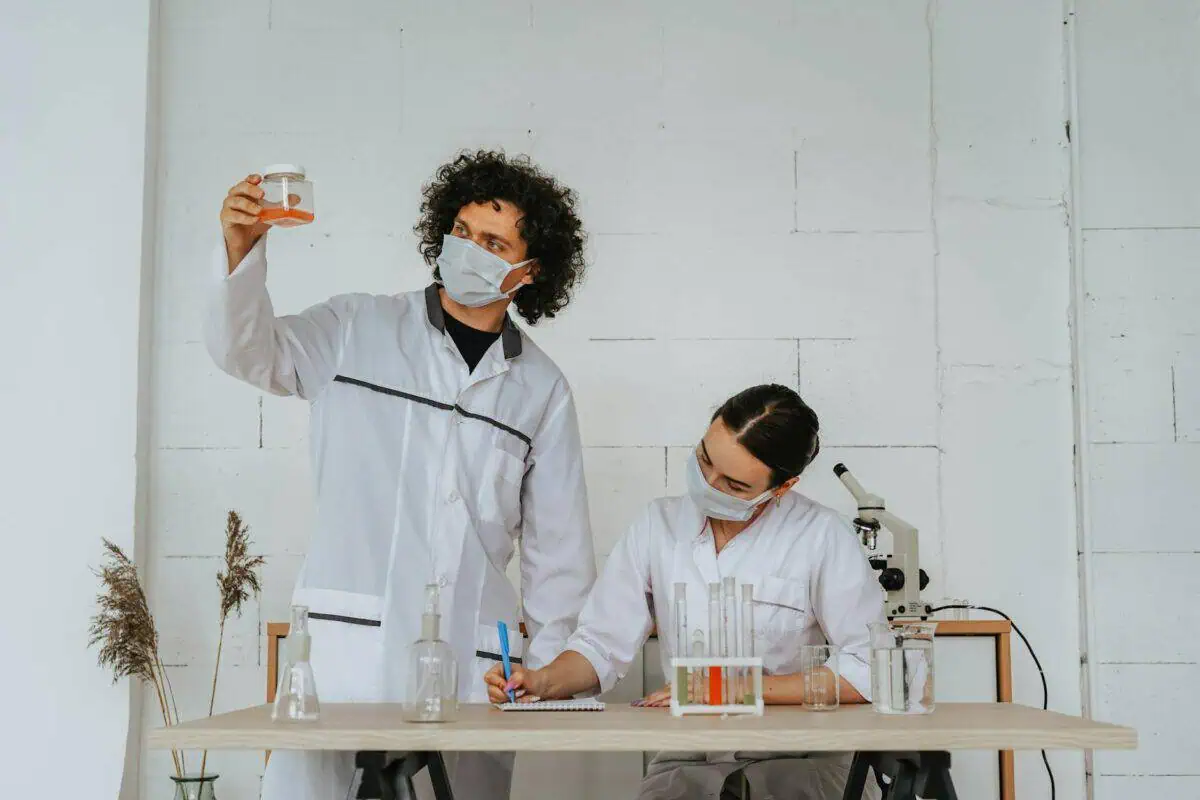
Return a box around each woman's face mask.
[436,233,533,307]
[685,450,775,522]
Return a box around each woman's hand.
[484,662,543,704]
[632,686,672,708]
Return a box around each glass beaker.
[258,164,314,227]
[800,644,839,711]
[403,584,458,722]
[272,605,321,722]
[869,621,935,715]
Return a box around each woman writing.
[486,384,886,799]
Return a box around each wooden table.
[149,702,1134,800]
[267,619,1020,798]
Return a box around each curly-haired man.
[206,150,597,800]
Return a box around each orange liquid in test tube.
[709,666,723,705]
[259,207,315,227]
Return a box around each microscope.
[834,463,930,620]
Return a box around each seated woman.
[485,384,886,799]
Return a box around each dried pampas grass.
[200,511,265,779]
[89,539,185,778]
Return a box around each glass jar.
[259,164,314,227]
[868,621,935,715]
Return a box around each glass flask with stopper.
[272,605,321,722]
[403,584,459,722]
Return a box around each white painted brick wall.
[1076,2,1200,230]
[582,448,668,558]
[1090,554,1200,665]
[1076,2,1200,795]
[1089,443,1200,553]
[542,231,936,342]
[145,1,1097,798]
[151,448,313,558]
[1093,664,1200,777]
[553,338,799,447]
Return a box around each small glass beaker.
[936,599,969,621]
[800,644,839,711]
[272,605,321,722]
[869,621,935,715]
[259,164,314,227]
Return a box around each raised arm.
[204,174,363,400]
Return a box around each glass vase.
[170,773,218,800]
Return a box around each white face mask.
[436,234,533,308]
[685,451,775,522]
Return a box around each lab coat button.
[436,574,450,588]
[447,490,460,503]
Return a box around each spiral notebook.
[495,697,605,712]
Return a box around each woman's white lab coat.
[204,239,596,800]
[566,492,887,800]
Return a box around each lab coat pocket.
[468,622,525,702]
[753,576,810,657]
[478,446,527,530]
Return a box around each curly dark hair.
[415,149,587,325]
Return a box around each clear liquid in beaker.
[871,640,934,715]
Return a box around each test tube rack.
[669,657,764,717]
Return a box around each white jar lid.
[262,164,306,178]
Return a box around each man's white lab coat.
[204,238,597,799]
[567,492,886,800]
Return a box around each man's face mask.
[436,234,532,308]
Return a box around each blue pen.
[497,621,516,703]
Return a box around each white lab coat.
[204,238,597,800]
[566,492,886,800]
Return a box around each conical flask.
[272,605,321,722]
[403,584,458,722]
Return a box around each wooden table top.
[148,702,1135,754]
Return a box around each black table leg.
[356,752,394,800]
[426,752,456,800]
[841,751,960,800]
[889,762,918,799]
[841,752,873,800]
[915,752,958,800]
[355,751,455,800]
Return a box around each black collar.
[424,283,522,360]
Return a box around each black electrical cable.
[929,604,1055,800]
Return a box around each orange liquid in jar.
[259,207,315,227]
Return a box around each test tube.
[690,629,706,703]
[722,576,738,704]
[741,584,755,704]
[674,583,688,706]
[708,583,723,705]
